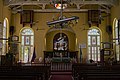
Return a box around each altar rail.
[51,62,72,71]
[72,63,120,80]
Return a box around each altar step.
[51,71,72,75]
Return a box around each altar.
[44,50,78,63]
[52,57,71,63]
[44,32,78,63]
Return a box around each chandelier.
[55,4,67,9]
[47,0,79,28]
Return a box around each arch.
[2,18,9,55]
[19,27,34,63]
[47,26,75,34]
[45,26,76,51]
[89,26,102,37]
[87,26,102,61]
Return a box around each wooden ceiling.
[4,0,119,13]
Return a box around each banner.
[80,45,83,63]
[31,47,36,62]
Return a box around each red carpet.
[50,75,72,80]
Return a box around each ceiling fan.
[31,20,39,25]
[80,23,91,31]
[36,27,45,31]
[98,12,110,21]
[98,5,111,21]
[81,28,91,31]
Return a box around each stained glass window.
[20,28,34,63]
[114,19,120,61]
[115,20,118,44]
[53,33,68,51]
[97,36,100,45]
[88,36,91,45]
[92,37,96,45]
[2,18,8,55]
[26,37,30,45]
[88,28,101,62]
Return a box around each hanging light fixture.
[55,3,67,9]
[47,0,79,28]
[51,0,71,10]
[47,16,79,25]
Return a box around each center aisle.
[50,72,73,80]
[50,75,72,80]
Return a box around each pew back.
[72,63,120,80]
[0,63,51,80]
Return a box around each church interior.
[0,0,120,80]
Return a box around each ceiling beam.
[12,5,22,10]
[14,8,109,13]
[6,0,117,13]
[7,0,116,6]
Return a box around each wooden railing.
[51,62,72,71]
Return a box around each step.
[51,71,72,75]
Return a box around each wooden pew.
[72,63,120,80]
[0,63,51,80]
[77,70,120,80]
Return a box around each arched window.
[88,28,101,61]
[113,18,119,61]
[2,18,9,55]
[20,28,34,63]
